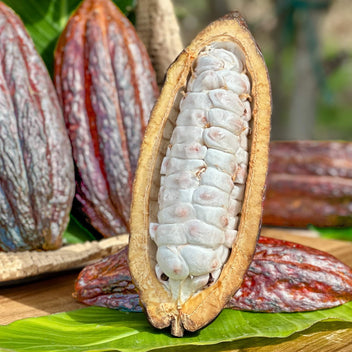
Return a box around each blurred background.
[173,0,352,141]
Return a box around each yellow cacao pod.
[129,12,271,336]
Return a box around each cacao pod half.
[54,0,159,237]
[0,3,75,251]
[129,12,271,336]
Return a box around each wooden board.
[1,229,352,351]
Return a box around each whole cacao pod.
[129,12,272,336]
[54,0,159,237]
[74,237,352,313]
[0,3,75,251]
[263,141,352,228]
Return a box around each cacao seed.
[263,141,352,228]
[54,0,159,237]
[128,12,271,336]
[0,3,75,251]
[74,237,352,313]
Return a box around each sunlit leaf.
[0,303,351,351]
[311,225,352,242]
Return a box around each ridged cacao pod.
[263,141,352,228]
[54,0,159,237]
[0,3,75,252]
[227,236,352,312]
[74,237,352,313]
[129,12,272,336]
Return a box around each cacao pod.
[74,246,142,312]
[227,236,352,312]
[0,3,75,251]
[54,0,159,237]
[129,12,272,336]
[74,237,352,313]
[263,141,352,228]
[135,0,184,86]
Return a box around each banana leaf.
[0,303,351,352]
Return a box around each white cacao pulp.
[149,42,251,304]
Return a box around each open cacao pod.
[129,12,271,336]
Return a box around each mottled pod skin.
[129,12,271,336]
[75,237,352,313]
[0,3,75,251]
[54,0,158,237]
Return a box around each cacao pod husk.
[74,246,142,312]
[135,0,184,86]
[263,141,352,228]
[54,0,159,237]
[226,236,352,311]
[128,12,271,336]
[74,237,352,313]
[0,3,75,251]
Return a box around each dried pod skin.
[263,141,352,228]
[54,0,158,237]
[226,236,352,311]
[74,238,352,313]
[129,12,271,336]
[0,3,75,251]
[74,246,141,312]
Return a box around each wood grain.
[0,229,352,351]
[0,234,129,282]
[0,269,84,325]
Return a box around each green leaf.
[2,0,136,72]
[310,225,352,242]
[0,303,352,352]
[62,215,96,244]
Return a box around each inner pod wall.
[148,41,254,304]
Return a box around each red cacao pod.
[263,141,352,228]
[74,237,352,313]
[54,0,159,237]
